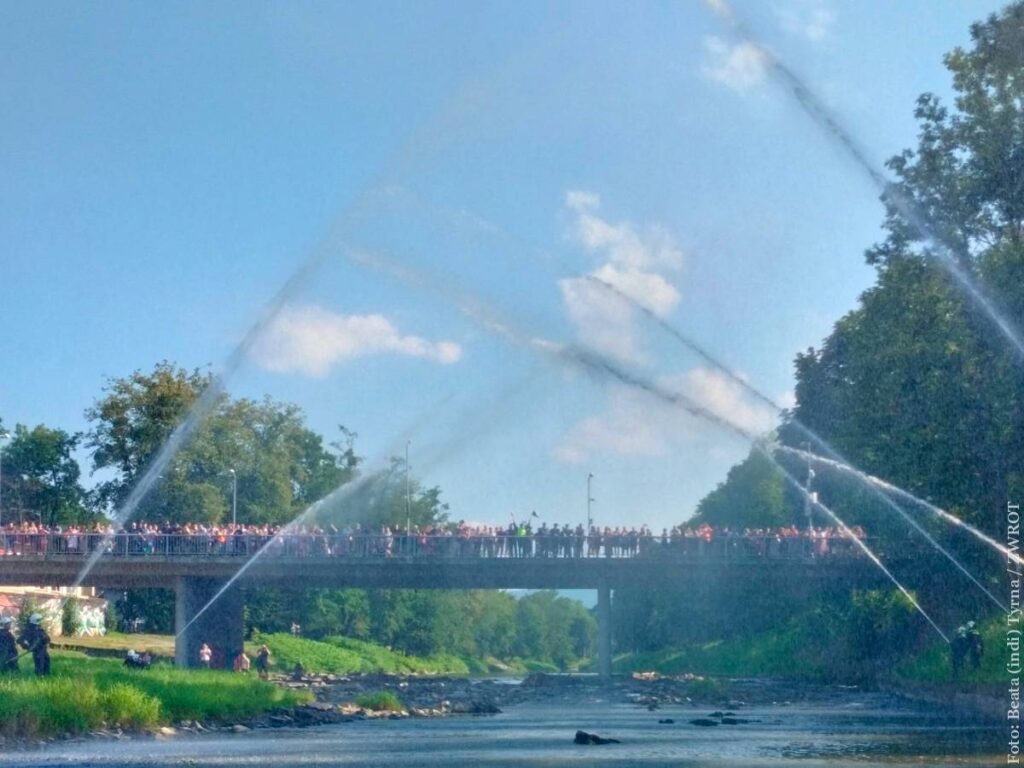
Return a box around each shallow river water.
[0,695,1002,768]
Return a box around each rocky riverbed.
[0,671,996,751]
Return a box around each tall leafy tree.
[0,423,95,525]
[85,362,359,524]
[781,2,1024,540]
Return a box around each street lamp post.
[228,468,237,527]
[587,473,595,532]
[0,430,10,528]
[405,440,412,533]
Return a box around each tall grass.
[354,691,405,712]
[254,632,472,676]
[0,651,311,738]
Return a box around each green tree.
[85,362,214,513]
[85,363,359,524]
[780,2,1024,542]
[312,455,449,531]
[0,423,94,525]
[689,446,798,529]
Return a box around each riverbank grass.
[354,691,405,712]
[0,650,311,738]
[254,632,477,675]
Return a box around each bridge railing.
[0,532,864,561]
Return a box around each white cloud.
[701,36,769,94]
[251,305,462,376]
[553,367,779,464]
[776,2,835,42]
[553,386,672,464]
[670,368,778,437]
[559,191,684,363]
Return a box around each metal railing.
[0,532,864,561]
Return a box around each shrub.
[354,691,404,712]
[100,683,162,729]
[62,598,83,637]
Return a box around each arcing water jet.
[754,443,950,643]
[339,245,951,641]
[704,0,1024,361]
[588,275,1007,611]
[777,445,1024,570]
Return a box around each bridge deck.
[0,552,876,590]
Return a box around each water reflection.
[0,697,1001,767]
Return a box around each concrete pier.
[174,576,244,669]
[597,583,612,680]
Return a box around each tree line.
[1,362,596,669]
[615,3,1024,668]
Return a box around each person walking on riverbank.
[0,617,18,672]
[18,614,50,676]
[233,650,250,673]
[199,642,212,669]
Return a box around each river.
[0,687,1002,767]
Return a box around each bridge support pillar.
[597,583,613,681]
[174,576,243,669]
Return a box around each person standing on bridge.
[18,614,50,676]
[0,616,18,673]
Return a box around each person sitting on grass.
[124,649,152,669]
[0,616,18,672]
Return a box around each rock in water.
[689,718,720,727]
[657,719,675,724]
[449,700,502,715]
[574,730,621,745]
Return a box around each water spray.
[777,445,1024,570]
[175,371,544,642]
[588,275,1007,611]
[384,184,1005,615]
[338,245,951,641]
[703,0,1024,361]
[66,36,547,592]
[756,443,950,644]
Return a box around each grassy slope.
[611,616,1004,688]
[0,650,311,738]
[64,631,565,676]
[610,625,824,679]
[54,632,175,656]
[896,617,1003,686]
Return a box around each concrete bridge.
[0,534,883,676]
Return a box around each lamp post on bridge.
[587,472,594,532]
[405,440,412,534]
[0,429,10,528]
[228,468,237,527]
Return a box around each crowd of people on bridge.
[0,519,865,560]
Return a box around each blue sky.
[0,1,998,532]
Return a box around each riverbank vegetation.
[612,3,1024,687]
[0,650,310,738]
[612,594,1002,689]
[1,1,1020,713]
[354,691,405,712]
